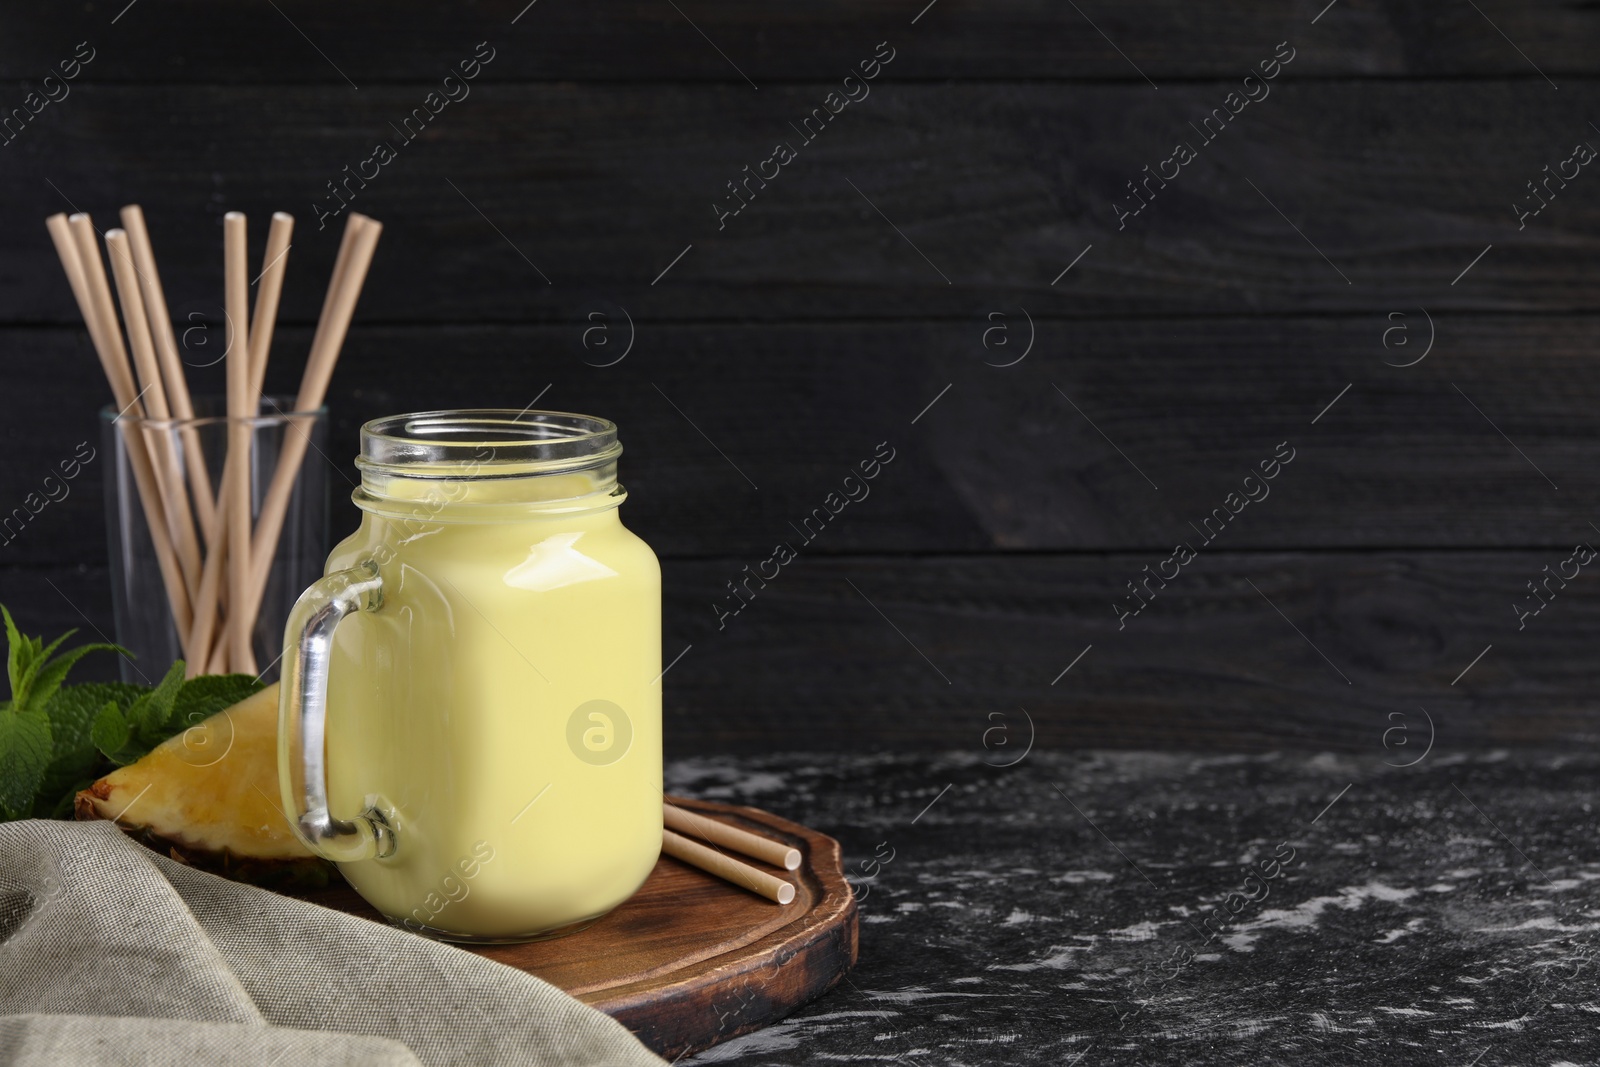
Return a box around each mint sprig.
[0,605,122,819]
[3,604,122,718]
[91,659,185,765]
[90,659,265,768]
[0,605,266,820]
[34,680,145,817]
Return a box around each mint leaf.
[0,706,51,819]
[36,682,144,816]
[95,660,193,767]
[26,642,123,716]
[0,605,255,816]
[124,692,154,736]
[133,660,186,739]
[3,605,26,703]
[1,603,125,716]
[173,673,264,732]
[0,604,136,820]
[90,700,132,763]
[14,629,73,709]
[48,683,143,760]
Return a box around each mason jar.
[279,410,662,942]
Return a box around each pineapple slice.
[75,682,334,887]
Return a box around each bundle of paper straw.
[662,802,801,905]
[46,207,382,677]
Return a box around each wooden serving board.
[301,796,858,1059]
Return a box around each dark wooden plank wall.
[1,2,1597,754]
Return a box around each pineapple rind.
[75,683,335,887]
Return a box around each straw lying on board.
[665,802,802,871]
[660,806,801,905]
[662,829,797,906]
[46,207,380,677]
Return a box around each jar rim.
[358,409,622,479]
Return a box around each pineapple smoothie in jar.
[278,410,662,942]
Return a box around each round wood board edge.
[590,796,860,1058]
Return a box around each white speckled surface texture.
[669,750,1600,1066]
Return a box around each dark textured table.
[668,750,1600,1066]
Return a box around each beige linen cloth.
[0,820,666,1066]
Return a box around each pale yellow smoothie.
[303,414,662,941]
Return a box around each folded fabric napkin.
[0,820,666,1066]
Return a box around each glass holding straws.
[46,205,381,681]
[101,398,328,682]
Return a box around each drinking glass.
[101,396,328,683]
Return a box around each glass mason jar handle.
[277,560,396,863]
